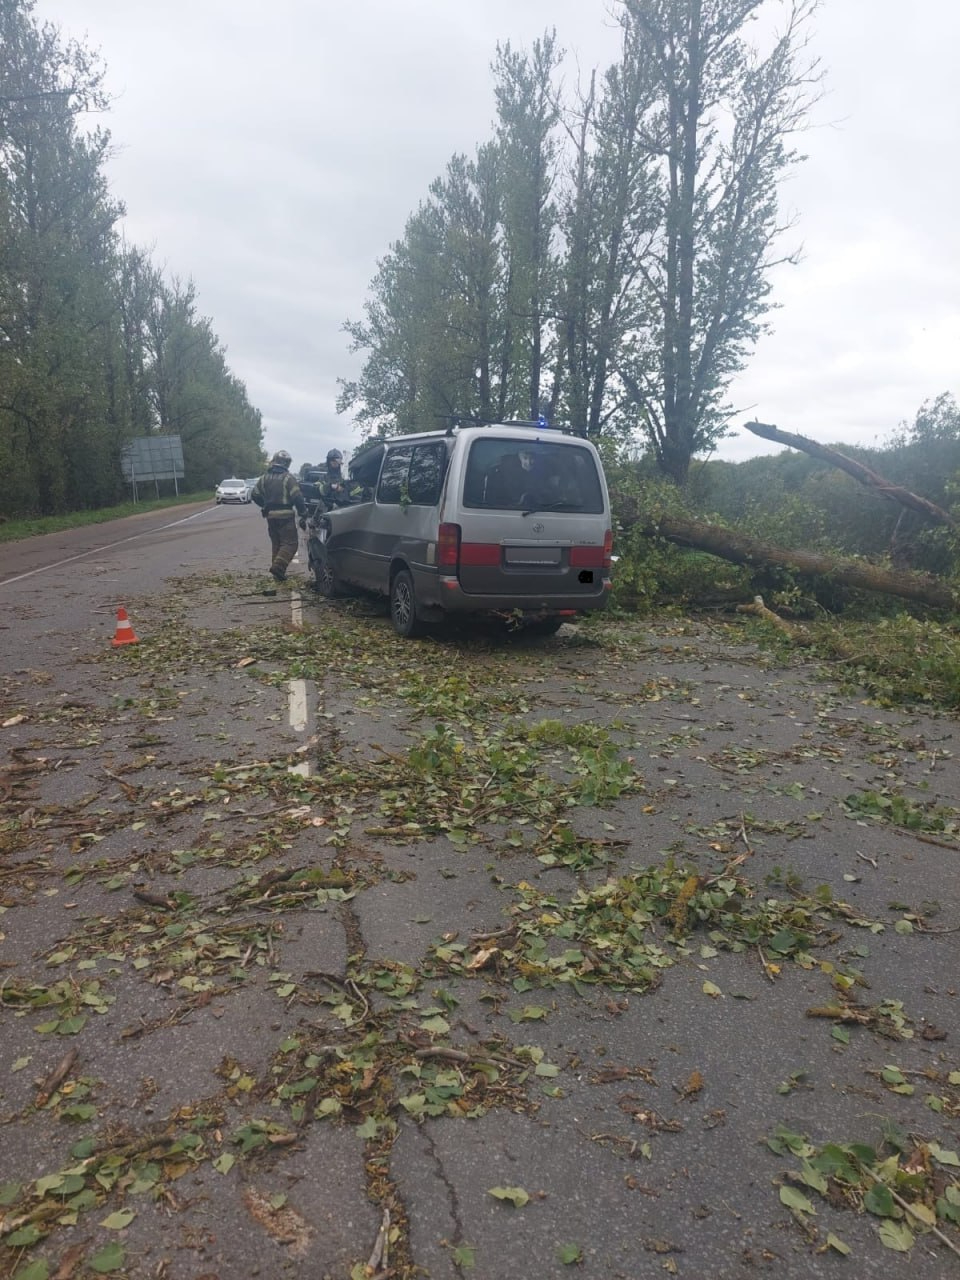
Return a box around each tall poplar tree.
[612,0,820,482]
[493,34,562,422]
[339,34,565,437]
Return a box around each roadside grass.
[0,491,211,543]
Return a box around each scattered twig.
[413,1046,525,1070]
[366,1206,391,1272]
[757,945,777,982]
[132,889,174,910]
[302,971,370,1021]
[35,1048,79,1108]
[737,813,754,855]
[855,851,878,868]
[469,926,515,944]
[910,832,960,852]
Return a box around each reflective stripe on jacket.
[252,468,306,518]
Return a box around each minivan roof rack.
[431,413,582,437]
[355,419,588,449]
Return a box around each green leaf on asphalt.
[826,1233,851,1255]
[488,1185,530,1207]
[60,1103,97,1122]
[100,1208,135,1230]
[928,1142,960,1167]
[34,1174,63,1196]
[779,1185,815,1215]
[451,1244,476,1268]
[557,1243,583,1264]
[831,1025,850,1044]
[877,1220,914,1251]
[13,1260,49,1280]
[356,1115,379,1139]
[419,1015,449,1035]
[56,1015,87,1036]
[508,1005,549,1022]
[5,1225,41,1247]
[0,1181,21,1206]
[213,1153,236,1174]
[89,1242,125,1273]
[797,1162,828,1194]
[864,1183,896,1217]
[5,1223,40,1244]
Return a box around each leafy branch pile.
[768,1117,960,1259]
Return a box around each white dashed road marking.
[287,589,311,776]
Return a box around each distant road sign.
[121,435,185,483]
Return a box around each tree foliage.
[339,2,820,485]
[0,0,262,517]
[338,35,564,438]
[613,0,821,482]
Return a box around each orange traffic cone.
[111,606,139,648]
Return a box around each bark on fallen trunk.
[638,513,956,610]
[744,420,958,530]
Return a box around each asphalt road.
[0,509,958,1279]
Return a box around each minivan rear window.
[463,438,605,513]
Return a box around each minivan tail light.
[438,523,461,569]
[569,546,605,569]
[459,542,502,567]
[603,529,613,571]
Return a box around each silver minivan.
[307,423,613,637]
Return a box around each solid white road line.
[0,509,214,587]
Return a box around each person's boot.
[270,566,286,582]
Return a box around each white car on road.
[215,478,251,504]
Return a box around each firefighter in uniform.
[251,450,307,582]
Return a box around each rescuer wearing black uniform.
[320,449,351,506]
[250,450,307,582]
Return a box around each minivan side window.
[407,442,447,505]
[377,448,412,504]
[350,443,385,497]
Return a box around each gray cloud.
[39,0,959,469]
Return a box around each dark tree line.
[0,0,263,518]
[339,0,821,485]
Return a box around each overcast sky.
[34,0,960,467]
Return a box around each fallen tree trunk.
[744,420,958,530]
[637,512,957,610]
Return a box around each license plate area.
[504,546,562,566]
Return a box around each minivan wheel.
[390,569,421,637]
[311,543,340,597]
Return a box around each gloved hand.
[298,518,307,530]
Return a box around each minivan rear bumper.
[435,576,611,615]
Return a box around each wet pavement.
[0,531,958,1278]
